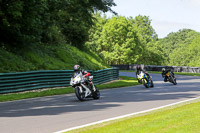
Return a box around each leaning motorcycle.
[70,72,100,101]
[166,72,177,85]
[137,71,154,88]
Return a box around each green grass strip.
[173,72,200,76]
[0,76,139,102]
[66,99,200,133]
[97,76,139,90]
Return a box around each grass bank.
[0,43,109,73]
[66,99,200,133]
[0,76,139,102]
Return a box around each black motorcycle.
[166,72,177,85]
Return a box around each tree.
[131,15,160,64]
[87,16,143,64]
[85,12,108,51]
[44,0,116,47]
[131,15,158,44]
[170,35,200,67]
[0,0,116,48]
[158,29,200,66]
[86,14,163,65]
[0,0,48,47]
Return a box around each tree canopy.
[86,14,163,65]
[0,0,116,48]
[155,29,200,66]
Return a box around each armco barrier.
[0,68,119,94]
[93,68,119,84]
[112,64,200,73]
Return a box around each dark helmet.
[162,68,166,72]
[136,65,141,70]
[74,65,80,72]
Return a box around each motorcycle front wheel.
[169,76,177,85]
[172,77,177,85]
[75,87,86,101]
[142,79,149,88]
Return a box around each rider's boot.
[164,77,167,82]
[88,82,94,93]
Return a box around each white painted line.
[54,96,200,133]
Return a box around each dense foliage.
[158,29,200,66]
[0,0,116,48]
[86,13,164,65]
[86,14,200,67]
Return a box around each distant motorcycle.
[165,71,177,85]
[70,72,100,101]
[137,71,154,88]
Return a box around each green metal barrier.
[0,68,119,94]
[93,68,119,84]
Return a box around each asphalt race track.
[1,72,200,133]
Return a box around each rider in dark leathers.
[161,68,174,82]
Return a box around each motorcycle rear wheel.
[92,85,100,99]
[150,78,154,87]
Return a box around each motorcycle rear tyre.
[92,85,100,99]
[150,79,154,87]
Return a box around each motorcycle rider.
[136,65,150,84]
[73,65,93,91]
[136,65,150,77]
[161,68,174,82]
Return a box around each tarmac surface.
[1,72,200,133]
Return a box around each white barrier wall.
[112,64,200,73]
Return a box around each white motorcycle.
[137,71,154,88]
[70,72,100,101]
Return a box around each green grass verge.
[173,72,200,76]
[97,76,139,90]
[0,76,139,102]
[120,70,200,76]
[66,99,200,133]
